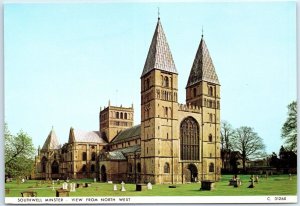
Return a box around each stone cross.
[147,182,152,190]
[121,181,126,192]
[113,184,118,191]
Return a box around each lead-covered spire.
[141,18,177,78]
[186,37,219,87]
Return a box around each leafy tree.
[269,152,279,168]
[281,101,297,152]
[5,123,35,179]
[231,126,265,171]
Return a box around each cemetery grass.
[5,175,297,197]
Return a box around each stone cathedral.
[35,17,221,184]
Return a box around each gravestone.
[22,178,25,183]
[113,184,118,191]
[254,175,259,183]
[289,174,292,180]
[70,183,76,192]
[62,182,68,190]
[56,189,69,197]
[147,182,152,190]
[248,175,255,188]
[76,183,83,188]
[57,179,60,185]
[121,181,126,192]
[200,180,215,190]
[108,181,113,184]
[94,178,97,183]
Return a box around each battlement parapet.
[178,103,201,113]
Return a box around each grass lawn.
[5,174,297,197]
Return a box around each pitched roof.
[186,37,220,87]
[69,128,106,144]
[141,18,177,77]
[111,125,140,144]
[106,145,141,160]
[42,127,60,150]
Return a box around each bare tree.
[232,126,265,171]
[220,121,235,170]
[221,121,234,150]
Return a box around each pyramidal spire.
[42,127,60,150]
[186,37,220,87]
[141,18,177,77]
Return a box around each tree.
[231,126,265,171]
[281,101,297,152]
[5,123,35,179]
[220,121,235,171]
[220,121,235,150]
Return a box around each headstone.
[57,179,60,185]
[113,184,118,191]
[147,182,152,190]
[63,182,68,190]
[108,181,113,184]
[66,177,69,183]
[22,178,25,183]
[289,174,292,180]
[121,181,126,192]
[70,183,76,192]
[248,175,255,188]
[94,178,97,183]
[254,175,259,183]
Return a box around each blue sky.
[4,2,296,154]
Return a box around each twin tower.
[138,17,221,183]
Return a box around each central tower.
[140,17,179,184]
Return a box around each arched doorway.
[100,165,107,182]
[188,164,198,182]
[51,161,59,174]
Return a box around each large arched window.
[51,161,59,174]
[180,117,200,160]
[164,162,170,173]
